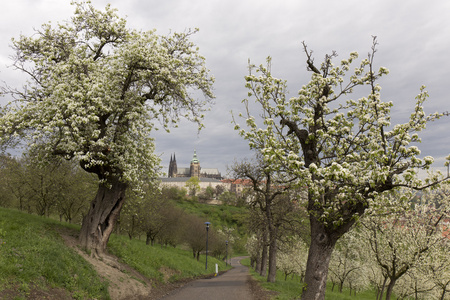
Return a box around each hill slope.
[0,208,230,299]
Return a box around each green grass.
[108,234,232,282]
[241,258,377,300]
[0,207,232,298]
[0,207,109,299]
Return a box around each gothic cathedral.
[168,150,222,179]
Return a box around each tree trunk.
[301,217,339,300]
[377,276,388,300]
[260,230,268,276]
[79,179,127,257]
[255,250,261,273]
[260,243,268,276]
[267,227,278,283]
[384,278,397,300]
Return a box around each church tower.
[190,150,200,177]
[168,153,178,177]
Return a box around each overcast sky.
[1,0,449,177]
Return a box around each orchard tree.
[234,37,449,299]
[231,157,297,282]
[328,230,364,294]
[0,155,27,210]
[53,160,97,223]
[425,239,450,300]
[277,238,308,282]
[182,214,209,261]
[358,193,450,300]
[0,2,214,256]
[393,269,434,300]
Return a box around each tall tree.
[234,37,449,299]
[0,2,214,256]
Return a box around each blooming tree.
[230,157,298,282]
[358,191,450,300]
[394,187,450,300]
[0,1,214,256]
[425,239,450,300]
[234,37,449,299]
[393,269,434,300]
[328,229,365,294]
[277,238,308,282]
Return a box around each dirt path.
[59,229,152,300]
[60,229,275,300]
[159,256,256,300]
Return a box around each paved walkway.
[160,256,253,300]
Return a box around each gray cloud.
[1,0,449,177]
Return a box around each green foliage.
[173,199,248,234]
[0,208,109,299]
[107,234,231,282]
[185,177,201,196]
[0,154,96,223]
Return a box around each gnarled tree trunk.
[301,217,340,300]
[79,179,128,256]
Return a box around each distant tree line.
[0,152,242,262]
[117,184,236,261]
[0,153,96,223]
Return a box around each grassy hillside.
[0,208,109,299]
[108,234,230,282]
[0,207,231,299]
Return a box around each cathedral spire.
[168,154,173,177]
[191,149,199,163]
[190,150,200,177]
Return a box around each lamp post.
[225,240,228,266]
[205,222,210,271]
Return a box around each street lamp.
[225,240,228,266]
[205,222,211,271]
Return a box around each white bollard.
[215,263,218,276]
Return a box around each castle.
[168,150,222,180]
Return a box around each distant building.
[222,178,253,196]
[168,150,222,180]
[160,176,229,192]
[161,150,227,196]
